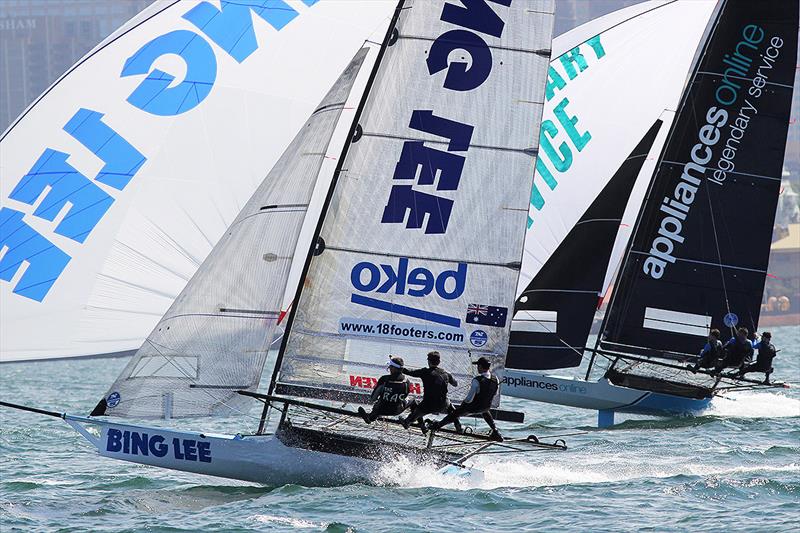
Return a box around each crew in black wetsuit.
[358,356,411,424]
[738,331,778,384]
[690,329,723,372]
[429,357,503,442]
[717,327,754,372]
[400,351,460,434]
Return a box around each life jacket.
[700,339,723,365]
[726,338,753,365]
[421,367,451,407]
[756,341,777,365]
[380,379,410,407]
[469,374,499,411]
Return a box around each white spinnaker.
[518,0,717,298]
[99,49,370,418]
[279,0,555,402]
[0,0,396,362]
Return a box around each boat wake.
[375,454,800,491]
[707,391,800,419]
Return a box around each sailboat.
[1,0,565,485]
[502,0,797,426]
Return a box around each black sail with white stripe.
[507,120,662,371]
[600,0,797,357]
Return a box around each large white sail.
[0,0,396,362]
[95,50,370,418]
[278,0,555,402]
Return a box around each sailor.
[717,327,754,372]
[428,357,503,442]
[690,329,723,372]
[738,332,778,384]
[399,351,461,433]
[358,356,411,424]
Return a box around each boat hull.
[65,416,480,486]
[501,369,711,418]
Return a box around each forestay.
[601,0,798,357]
[94,50,370,418]
[278,0,554,402]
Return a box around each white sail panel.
[0,0,396,362]
[97,50,370,418]
[279,0,555,402]
[518,0,716,295]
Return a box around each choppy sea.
[1,325,798,532]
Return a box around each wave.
[707,391,800,419]
[375,453,800,491]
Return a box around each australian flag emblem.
[466,304,508,328]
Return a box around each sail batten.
[95,49,372,418]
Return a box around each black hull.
[606,369,714,400]
[276,422,459,467]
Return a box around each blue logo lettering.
[382,111,473,234]
[349,259,467,327]
[105,428,210,462]
[121,30,217,116]
[3,2,319,302]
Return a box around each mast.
[265,1,406,400]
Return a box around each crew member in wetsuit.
[738,331,778,384]
[690,329,723,372]
[358,356,411,424]
[428,357,503,442]
[717,327,754,372]
[400,351,460,434]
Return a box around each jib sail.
[93,50,370,418]
[600,0,798,358]
[507,119,664,371]
[275,0,555,403]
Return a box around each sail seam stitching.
[695,71,794,89]
[397,34,550,56]
[660,160,782,182]
[322,244,521,269]
[361,131,537,154]
[628,251,767,274]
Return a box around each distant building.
[554,0,643,36]
[0,0,152,131]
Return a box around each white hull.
[501,369,710,425]
[65,415,479,486]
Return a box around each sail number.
[106,428,212,463]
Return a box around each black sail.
[601,0,797,357]
[508,120,663,371]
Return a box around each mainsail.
[276,0,555,403]
[600,0,797,360]
[94,50,370,418]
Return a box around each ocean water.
[1,325,798,532]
